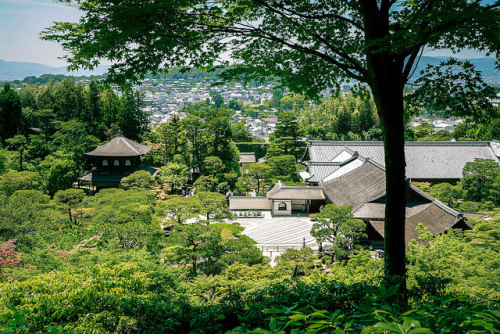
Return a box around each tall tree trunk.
[192,257,197,275]
[369,63,407,289]
[360,0,407,292]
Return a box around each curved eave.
[84,152,147,158]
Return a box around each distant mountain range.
[411,56,499,84]
[0,60,110,81]
[0,57,498,83]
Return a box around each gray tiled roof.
[266,181,325,200]
[305,162,341,183]
[304,141,499,180]
[85,135,151,157]
[239,152,257,164]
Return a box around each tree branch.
[402,48,422,82]
[199,21,365,80]
[252,0,364,30]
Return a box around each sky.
[0,0,80,67]
[0,0,491,68]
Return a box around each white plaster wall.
[229,197,272,210]
[273,200,292,215]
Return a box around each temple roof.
[85,135,151,157]
[266,181,325,200]
[366,201,472,244]
[302,140,500,181]
[320,158,387,208]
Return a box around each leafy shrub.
[120,170,152,189]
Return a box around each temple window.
[278,202,287,211]
[102,160,108,166]
[125,159,131,166]
[114,160,120,166]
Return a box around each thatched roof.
[353,202,431,219]
[316,155,473,245]
[85,135,151,157]
[320,159,386,207]
[366,201,472,244]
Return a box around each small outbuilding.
[239,152,257,165]
[266,181,325,215]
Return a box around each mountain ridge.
[0,59,110,81]
[0,57,498,83]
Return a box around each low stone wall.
[229,196,272,210]
[272,199,292,216]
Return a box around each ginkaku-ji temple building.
[78,135,158,191]
[228,140,500,247]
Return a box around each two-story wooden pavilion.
[78,135,157,191]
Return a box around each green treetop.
[157,162,190,194]
[268,111,306,161]
[156,114,187,164]
[0,83,22,144]
[195,191,234,223]
[42,0,500,284]
[6,135,28,172]
[311,204,367,264]
[461,158,500,204]
[156,196,200,224]
[238,163,272,195]
[120,170,153,190]
[54,188,86,224]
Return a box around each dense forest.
[0,77,499,332]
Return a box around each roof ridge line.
[364,189,387,203]
[121,137,141,154]
[408,182,435,202]
[365,158,386,171]
[320,158,365,183]
[309,140,493,146]
[281,186,322,189]
[405,202,432,218]
[432,198,460,217]
[310,161,343,165]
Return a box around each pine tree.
[0,83,22,144]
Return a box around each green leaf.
[408,328,434,334]
[373,322,403,333]
[289,314,307,321]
